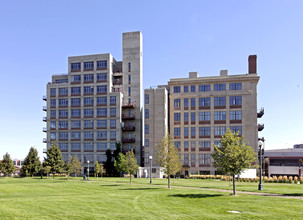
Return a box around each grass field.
[1,177,303,219]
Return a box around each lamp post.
[258,140,263,190]
[149,155,152,184]
[87,160,90,181]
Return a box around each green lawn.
[0,177,303,219]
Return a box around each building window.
[58,110,68,118]
[184,154,189,166]
[191,153,196,166]
[50,110,56,118]
[174,127,180,137]
[199,84,210,92]
[84,74,94,82]
[58,121,68,129]
[173,86,181,93]
[145,139,149,147]
[97,108,107,117]
[110,119,116,128]
[174,141,181,148]
[191,112,195,122]
[110,108,116,117]
[84,97,94,106]
[84,142,94,151]
[184,112,189,122]
[71,62,81,71]
[84,132,94,139]
[214,111,226,121]
[174,113,181,122]
[58,88,68,96]
[184,85,189,93]
[230,111,242,120]
[184,127,189,137]
[184,98,188,108]
[84,109,94,117]
[84,120,94,128]
[230,126,242,135]
[145,124,149,134]
[214,97,226,106]
[190,85,196,92]
[55,78,68,84]
[58,132,68,140]
[97,85,107,94]
[97,73,107,81]
[145,94,149,104]
[97,120,107,128]
[97,97,107,105]
[199,98,210,107]
[214,126,226,136]
[191,127,196,138]
[110,131,116,139]
[58,99,68,107]
[110,96,116,105]
[214,83,226,91]
[71,75,81,83]
[71,143,81,151]
[84,62,94,71]
[128,62,131,72]
[199,154,211,165]
[97,143,107,151]
[71,87,81,95]
[199,127,211,136]
[71,98,81,106]
[184,141,189,149]
[230,83,242,90]
[50,132,56,140]
[191,98,195,108]
[71,120,81,128]
[50,121,56,129]
[50,88,56,96]
[199,112,210,121]
[174,99,181,108]
[199,141,211,148]
[97,60,107,69]
[97,131,107,139]
[145,109,149,119]
[128,75,131,84]
[50,99,56,107]
[71,109,81,117]
[230,96,242,106]
[84,86,94,95]
[214,140,221,147]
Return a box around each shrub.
[278,176,283,183]
[300,176,303,184]
[264,176,268,182]
[283,176,288,183]
[289,176,293,183]
[294,176,298,184]
[273,176,278,183]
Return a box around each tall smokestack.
[248,55,257,74]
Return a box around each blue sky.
[0,0,302,159]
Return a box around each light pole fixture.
[149,155,152,184]
[258,139,264,190]
[87,160,90,181]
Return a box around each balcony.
[43,138,47,143]
[113,79,122,85]
[257,108,264,118]
[43,127,47,132]
[43,106,47,111]
[43,117,47,122]
[258,124,264,131]
[122,137,136,143]
[43,96,47,101]
[43,148,47,153]
[122,126,135,131]
[122,102,136,108]
[122,114,135,120]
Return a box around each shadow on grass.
[169,193,223,199]
[120,188,160,191]
[282,193,303,197]
[100,184,119,187]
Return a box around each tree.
[21,147,41,177]
[212,128,257,195]
[70,155,82,177]
[114,150,139,185]
[105,149,113,176]
[100,163,104,177]
[155,133,183,189]
[0,153,16,176]
[95,161,100,177]
[43,142,64,179]
[113,142,122,176]
[44,166,51,178]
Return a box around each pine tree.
[43,142,64,179]
[21,147,41,177]
[0,153,16,176]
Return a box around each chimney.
[220,70,228,76]
[248,55,257,74]
[189,72,198,78]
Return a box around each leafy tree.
[44,166,51,178]
[0,153,16,176]
[100,163,104,177]
[113,142,122,176]
[105,149,113,176]
[156,133,182,189]
[70,155,82,177]
[114,150,139,185]
[95,161,100,177]
[212,128,257,195]
[43,142,64,179]
[21,147,41,177]
[114,153,126,175]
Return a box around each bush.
[283,176,288,183]
[294,176,298,184]
[273,176,278,183]
[289,176,293,183]
[278,176,283,183]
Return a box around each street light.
[258,139,263,190]
[149,155,153,184]
[87,160,90,181]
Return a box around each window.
[97,97,107,105]
[50,132,56,140]
[184,127,189,137]
[58,121,68,129]
[110,96,116,105]
[71,75,81,83]
[128,62,131,72]
[174,127,180,136]
[199,84,210,92]
[191,127,196,138]
[174,141,181,148]
[230,111,242,120]
[191,141,196,149]
[230,83,242,90]
[58,99,68,107]
[55,78,68,84]
[71,87,81,95]
[97,60,107,69]
[190,98,195,108]
[128,87,131,96]
[84,109,94,117]
[191,154,196,166]
[84,86,94,95]
[174,99,181,108]
[71,120,81,128]
[84,97,94,106]
[190,85,196,92]
[128,75,131,84]
[214,97,226,106]
[184,154,189,165]
[184,141,189,149]
[110,131,116,139]
[84,142,94,151]
[84,132,94,139]
[71,132,81,140]
[50,99,56,107]
[174,113,181,122]
[199,112,210,121]
[145,94,149,104]
[199,141,211,148]
[50,88,56,96]
[184,112,189,122]
[59,110,68,118]
[214,126,226,136]
[97,85,107,94]
[173,86,181,93]
[97,143,107,151]
[96,154,106,162]
[184,85,189,93]
[110,142,116,150]
[58,88,68,96]
[71,62,81,71]
[71,143,81,151]
[50,110,56,118]
[199,154,211,165]
[214,140,221,147]
[50,121,56,129]
[199,98,210,107]
[97,131,107,139]
[184,98,188,108]
[214,111,226,121]
[110,108,116,117]
[71,98,81,106]
[230,126,242,135]
[97,120,107,128]
[97,73,107,81]
[191,112,195,122]
[84,61,94,71]
[58,132,68,140]
[145,139,149,147]
[214,83,226,91]
[84,120,94,128]
[145,124,149,134]
[145,109,149,118]
[71,109,81,117]
[230,96,242,106]
[84,74,94,82]
[199,127,211,136]
[110,119,116,128]
[97,108,107,117]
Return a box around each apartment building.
[144,55,263,175]
[43,32,143,171]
